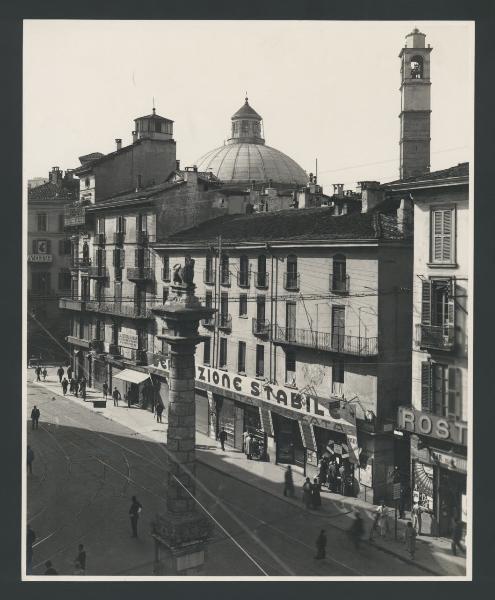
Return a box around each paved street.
[26,377,460,577]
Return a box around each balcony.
[86,301,154,320]
[252,318,271,337]
[201,315,215,328]
[59,298,85,311]
[217,313,232,331]
[162,267,171,282]
[109,343,122,356]
[330,274,350,295]
[90,339,104,353]
[416,324,455,351]
[237,270,251,288]
[87,266,109,279]
[129,349,148,365]
[64,205,86,228]
[273,325,378,357]
[72,257,91,269]
[66,335,91,349]
[284,272,300,291]
[113,231,125,246]
[94,233,106,246]
[127,267,153,281]
[255,271,269,289]
[203,269,216,285]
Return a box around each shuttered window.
[421,361,461,418]
[203,337,211,365]
[256,344,264,377]
[219,338,228,368]
[448,368,462,420]
[431,208,455,264]
[421,361,432,412]
[238,341,246,373]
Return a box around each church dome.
[196,98,308,188]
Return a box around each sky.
[24,20,473,192]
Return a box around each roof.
[231,98,262,121]
[28,181,78,204]
[163,205,408,245]
[135,109,173,123]
[79,152,105,165]
[386,163,469,186]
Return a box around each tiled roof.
[136,112,173,122]
[79,152,105,165]
[28,182,77,204]
[386,162,469,185]
[165,206,406,244]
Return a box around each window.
[221,254,230,285]
[137,214,147,232]
[410,55,424,79]
[420,279,455,349]
[421,361,462,420]
[117,216,126,234]
[58,239,71,255]
[113,248,125,280]
[32,239,51,254]
[256,345,265,377]
[58,270,71,291]
[162,256,170,281]
[205,254,214,284]
[219,338,228,368]
[285,351,296,386]
[431,208,455,265]
[332,254,348,293]
[203,337,211,365]
[97,217,105,234]
[205,290,213,309]
[85,177,90,189]
[37,213,47,232]
[257,254,267,288]
[163,287,169,304]
[58,214,64,232]
[239,293,248,317]
[285,254,298,289]
[239,255,249,286]
[256,296,266,322]
[332,360,345,396]
[238,341,246,373]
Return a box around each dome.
[196,97,308,188]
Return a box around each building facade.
[152,201,413,504]
[27,167,79,360]
[391,163,469,536]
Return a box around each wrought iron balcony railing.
[87,266,109,279]
[85,301,154,319]
[284,272,300,291]
[329,273,350,294]
[252,318,271,337]
[201,316,215,328]
[255,271,269,289]
[273,325,378,357]
[416,324,455,351]
[127,267,153,281]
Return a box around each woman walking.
[311,478,322,509]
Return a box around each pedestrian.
[218,427,227,451]
[81,380,87,401]
[102,382,108,399]
[404,521,417,559]
[156,402,164,423]
[328,461,337,492]
[399,484,407,519]
[451,517,465,556]
[42,367,48,381]
[302,477,312,509]
[315,529,327,559]
[129,495,142,538]
[67,365,73,381]
[57,365,64,383]
[44,560,58,575]
[349,511,364,549]
[112,386,121,407]
[26,525,36,575]
[35,366,41,382]
[126,390,131,409]
[243,429,250,453]
[27,445,35,475]
[246,433,253,459]
[61,377,68,395]
[31,405,40,430]
[283,465,295,498]
[311,477,322,509]
[377,501,389,538]
[74,379,79,398]
[75,543,86,572]
[318,456,328,488]
[338,463,346,495]
[411,501,422,535]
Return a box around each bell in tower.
[399,28,432,179]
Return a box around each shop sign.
[429,449,467,474]
[28,254,52,262]
[196,364,357,433]
[397,407,467,446]
[119,333,139,349]
[392,482,401,500]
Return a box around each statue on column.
[172,255,195,287]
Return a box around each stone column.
[150,267,215,575]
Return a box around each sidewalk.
[28,367,467,576]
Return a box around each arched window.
[410,55,424,79]
[332,254,348,293]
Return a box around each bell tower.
[399,28,432,179]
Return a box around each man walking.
[31,406,40,430]
[156,402,164,424]
[102,382,108,400]
[26,525,36,574]
[302,477,312,509]
[283,465,295,498]
[81,379,87,401]
[42,367,48,381]
[61,377,68,395]
[35,366,42,382]
[74,379,79,398]
[129,495,142,538]
[405,521,417,559]
[67,365,73,381]
[451,517,465,556]
[75,543,87,573]
[411,501,422,535]
[27,445,35,475]
[315,529,327,559]
[112,386,121,407]
[218,427,227,451]
[57,365,64,383]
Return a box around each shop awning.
[113,369,150,385]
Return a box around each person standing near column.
[102,382,108,400]
[129,495,142,538]
[57,365,64,383]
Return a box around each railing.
[86,301,154,319]
[252,318,271,337]
[87,266,109,279]
[90,339,104,353]
[109,343,122,356]
[203,269,216,285]
[217,313,232,331]
[127,267,153,281]
[255,271,269,289]
[330,273,350,294]
[94,233,106,246]
[59,298,85,311]
[416,324,455,351]
[64,205,86,227]
[220,272,231,287]
[284,272,300,291]
[237,269,251,288]
[273,325,378,357]
[66,335,91,348]
[72,257,91,269]
[162,268,171,282]
[113,231,125,245]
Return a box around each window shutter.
[421,361,432,412]
[46,240,51,253]
[432,210,443,262]
[135,248,140,268]
[421,280,432,325]
[442,209,452,262]
[448,367,462,420]
[120,249,126,268]
[102,249,106,267]
[112,249,117,267]
[447,278,455,329]
[144,250,150,268]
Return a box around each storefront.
[195,389,209,436]
[92,357,108,391]
[271,411,306,470]
[113,368,152,407]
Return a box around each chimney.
[397,197,413,234]
[360,181,383,213]
[115,138,122,151]
[176,160,181,171]
[333,183,344,199]
[132,130,138,143]
[49,166,62,184]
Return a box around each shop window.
[238,341,246,374]
[219,338,228,369]
[285,351,296,386]
[203,337,211,365]
[256,344,264,377]
[37,213,47,232]
[239,293,247,317]
[430,208,455,264]
[421,361,463,419]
